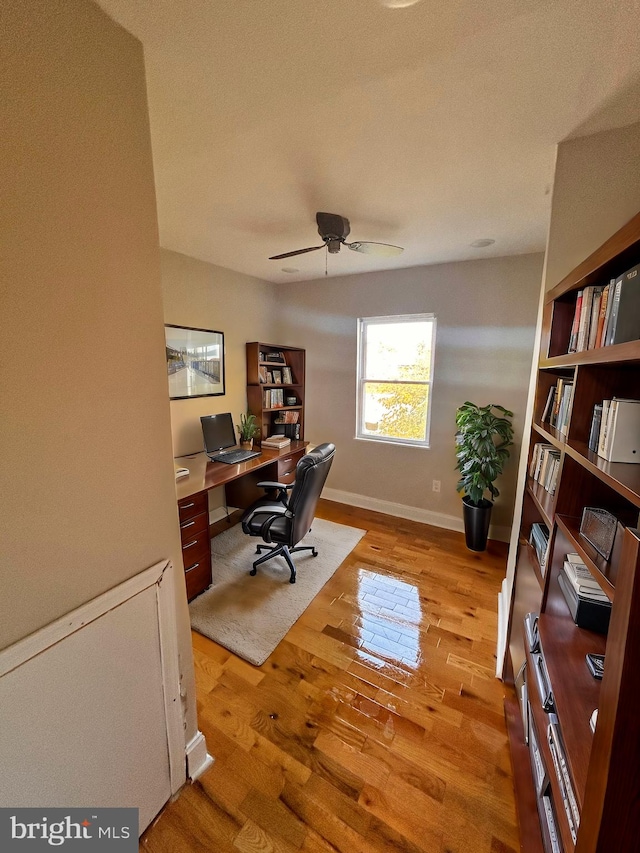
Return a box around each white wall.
[275,254,543,533]
[0,0,197,809]
[160,249,277,458]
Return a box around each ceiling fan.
[269,212,404,260]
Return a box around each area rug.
[189,518,366,666]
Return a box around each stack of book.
[529,522,550,573]
[541,378,573,434]
[558,553,612,633]
[567,262,640,353]
[261,434,291,449]
[529,442,561,494]
[588,397,640,462]
[561,554,609,602]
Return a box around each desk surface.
[174,440,308,501]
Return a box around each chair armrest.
[256,481,294,491]
[241,505,289,539]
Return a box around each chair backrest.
[287,443,336,545]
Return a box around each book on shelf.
[576,284,595,352]
[594,281,612,348]
[607,263,640,346]
[530,444,561,494]
[541,386,555,423]
[568,290,583,353]
[265,351,286,363]
[258,365,268,384]
[282,366,293,384]
[542,378,573,432]
[275,410,299,424]
[588,403,604,452]
[530,522,550,572]
[263,388,284,408]
[597,397,640,463]
[547,715,580,842]
[272,369,282,384]
[587,286,604,349]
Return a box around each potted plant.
[236,412,259,449]
[455,401,514,551]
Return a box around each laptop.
[200,413,261,464]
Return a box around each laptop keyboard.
[209,449,261,465]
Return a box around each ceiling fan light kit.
[269,212,404,261]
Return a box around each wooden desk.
[175,441,307,600]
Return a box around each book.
[568,291,583,352]
[576,285,595,351]
[541,386,556,423]
[600,398,640,463]
[588,403,603,452]
[594,282,611,348]
[563,561,609,599]
[262,435,291,448]
[597,399,612,457]
[604,276,623,346]
[609,263,640,345]
[587,286,603,349]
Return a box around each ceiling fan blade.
[347,241,404,257]
[269,245,325,260]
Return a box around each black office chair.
[240,443,336,584]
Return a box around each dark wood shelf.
[533,421,566,447]
[540,340,640,369]
[537,611,605,808]
[555,515,616,600]
[526,477,555,528]
[563,439,640,508]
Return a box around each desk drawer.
[185,559,212,601]
[179,510,209,544]
[178,491,207,523]
[277,453,299,484]
[181,530,211,570]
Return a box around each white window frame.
[356,313,436,448]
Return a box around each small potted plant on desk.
[455,401,514,552]
[237,412,259,449]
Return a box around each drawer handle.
[185,563,200,573]
[181,520,196,529]
[183,539,199,549]
[181,502,196,510]
[283,470,294,476]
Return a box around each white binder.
[602,399,640,463]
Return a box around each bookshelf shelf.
[505,210,640,853]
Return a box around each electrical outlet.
[432,479,441,493]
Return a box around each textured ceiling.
[97,0,640,282]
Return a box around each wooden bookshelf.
[246,342,305,445]
[504,211,640,852]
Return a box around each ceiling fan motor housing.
[317,211,350,241]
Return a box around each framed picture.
[165,324,225,400]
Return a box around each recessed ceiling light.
[470,239,495,248]
[281,267,299,274]
[380,0,422,7]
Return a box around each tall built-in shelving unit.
[245,342,305,445]
[504,211,640,853]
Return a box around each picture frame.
[165,324,225,400]
[273,369,282,384]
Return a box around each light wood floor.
[141,500,518,853]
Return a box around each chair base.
[250,542,318,584]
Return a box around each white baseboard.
[185,731,214,781]
[322,487,511,543]
[209,506,230,525]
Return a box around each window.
[356,314,436,447]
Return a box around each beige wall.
[0,0,197,732]
[545,120,640,291]
[275,254,543,531]
[160,249,277,458]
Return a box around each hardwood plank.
[140,502,516,853]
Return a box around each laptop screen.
[201,413,236,455]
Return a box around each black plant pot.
[462,496,493,552]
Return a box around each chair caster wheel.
[289,577,296,584]
[250,568,257,576]
[312,549,318,557]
